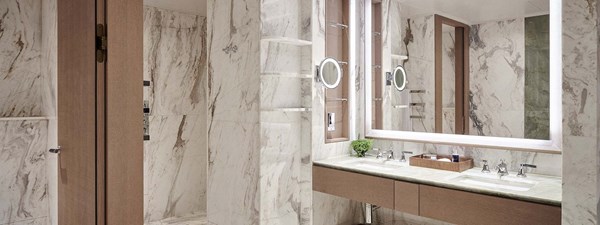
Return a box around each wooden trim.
[105,0,144,224]
[434,16,442,133]
[434,15,470,134]
[313,166,395,209]
[420,185,561,225]
[57,0,97,224]
[96,0,106,224]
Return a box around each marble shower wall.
[207,1,261,224]
[143,6,207,223]
[0,119,49,225]
[0,1,44,118]
[0,1,56,225]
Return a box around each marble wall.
[469,18,526,138]
[0,1,44,118]
[206,0,261,224]
[312,0,366,224]
[0,119,49,225]
[0,0,55,224]
[143,6,207,223]
[561,0,599,223]
[260,0,312,224]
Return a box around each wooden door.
[57,0,98,224]
[57,0,143,224]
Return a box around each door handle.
[49,146,61,154]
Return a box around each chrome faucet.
[376,149,395,160]
[399,151,413,162]
[496,160,509,178]
[481,160,491,173]
[516,164,537,178]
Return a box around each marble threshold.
[313,155,561,206]
[146,213,207,225]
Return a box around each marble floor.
[146,213,207,225]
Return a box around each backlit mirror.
[318,57,342,89]
[366,0,561,152]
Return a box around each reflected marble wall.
[469,18,525,138]
[143,6,207,223]
[400,15,435,133]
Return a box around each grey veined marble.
[0,119,48,225]
[0,1,45,117]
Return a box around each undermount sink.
[449,174,537,192]
[337,158,405,171]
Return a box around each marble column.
[561,0,599,224]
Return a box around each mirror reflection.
[393,66,407,92]
[371,0,550,140]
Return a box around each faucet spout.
[496,159,509,178]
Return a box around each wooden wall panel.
[105,0,144,224]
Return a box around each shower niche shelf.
[324,0,350,143]
[261,72,313,79]
[261,36,312,46]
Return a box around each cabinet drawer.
[394,181,419,215]
[420,185,561,225]
[313,166,394,208]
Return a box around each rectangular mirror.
[365,0,561,152]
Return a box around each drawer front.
[313,166,394,208]
[420,185,561,225]
[394,181,419,215]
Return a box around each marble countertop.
[313,155,562,206]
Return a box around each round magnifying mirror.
[318,58,342,89]
[392,65,408,91]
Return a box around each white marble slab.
[0,120,48,225]
[0,0,44,117]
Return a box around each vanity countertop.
[313,155,562,206]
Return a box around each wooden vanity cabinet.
[394,181,419,215]
[313,166,395,208]
[313,166,561,224]
[419,185,561,225]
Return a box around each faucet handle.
[517,164,537,178]
[399,151,413,162]
[481,160,490,173]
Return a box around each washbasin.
[449,174,537,192]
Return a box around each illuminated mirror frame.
[392,65,407,92]
[318,57,342,89]
[364,0,562,153]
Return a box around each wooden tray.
[409,154,473,172]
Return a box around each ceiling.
[144,0,207,16]
[398,0,549,25]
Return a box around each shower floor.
[146,213,207,225]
